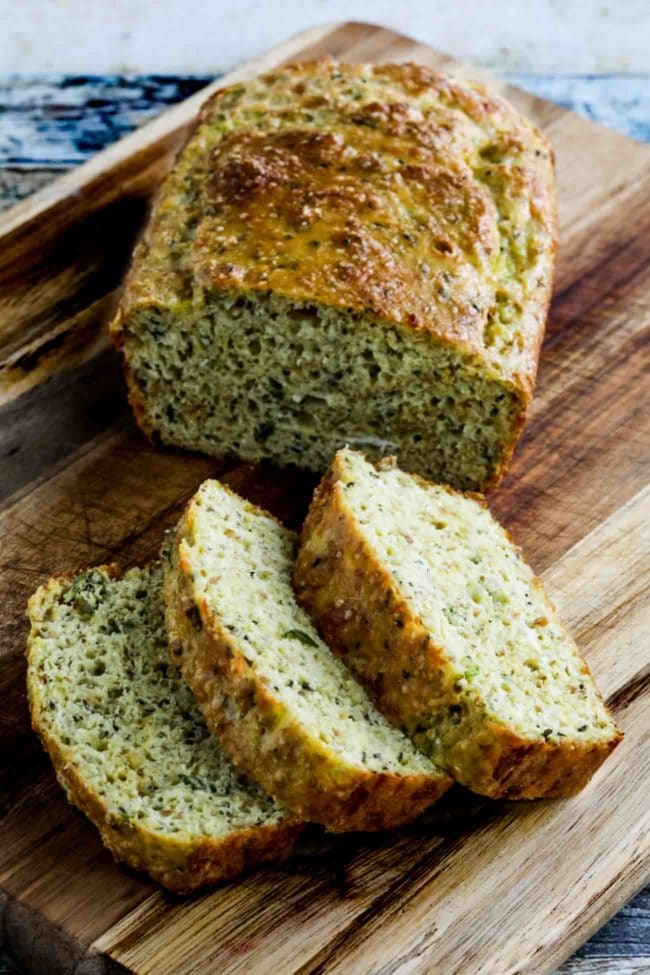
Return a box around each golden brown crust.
[163,500,450,831]
[194,125,498,347]
[293,455,621,800]
[26,567,302,894]
[111,59,557,485]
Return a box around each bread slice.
[111,59,557,492]
[294,448,622,799]
[27,563,301,893]
[162,479,450,830]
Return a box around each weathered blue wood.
[0,75,212,168]
[0,73,648,974]
[574,886,650,960]
[506,73,650,144]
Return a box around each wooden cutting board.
[0,21,648,975]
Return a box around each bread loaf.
[111,59,556,491]
[294,448,622,799]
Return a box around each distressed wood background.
[0,66,648,975]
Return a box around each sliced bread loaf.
[111,60,556,492]
[162,479,450,830]
[294,448,622,799]
[27,564,301,893]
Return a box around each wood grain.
[0,20,649,975]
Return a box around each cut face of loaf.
[27,564,301,893]
[111,60,557,491]
[162,478,450,830]
[294,449,622,799]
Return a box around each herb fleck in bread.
[27,564,301,893]
[294,449,622,799]
[111,59,556,491]
[162,478,450,830]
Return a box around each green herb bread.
[111,59,556,491]
[162,478,450,830]
[294,448,622,799]
[26,564,301,893]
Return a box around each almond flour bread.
[162,478,450,830]
[294,448,622,799]
[111,59,556,491]
[27,564,301,893]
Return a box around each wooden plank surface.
[0,21,648,975]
